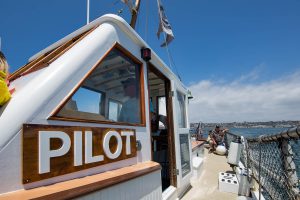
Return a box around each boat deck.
[181,149,238,200]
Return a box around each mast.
[130,0,141,29]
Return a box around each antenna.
[87,0,90,24]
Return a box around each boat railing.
[225,127,300,200]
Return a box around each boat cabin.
[0,14,192,200]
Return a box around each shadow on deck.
[181,148,237,200]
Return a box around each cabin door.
[170,80,192,193]
[148,65,177,191]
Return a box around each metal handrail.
[247,126,300,143]
[225,126,300,200]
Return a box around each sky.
[0,0,300,123]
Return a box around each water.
[229,127,288,138]
[199,127,289,138]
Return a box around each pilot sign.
[22,124,137,184]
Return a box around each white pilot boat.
[0,12,193,200]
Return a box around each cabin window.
[176,91,187,128]
[179,134,191,177]
[56,47,143,125]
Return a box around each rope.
[162,33,182,81]
[168,48,182,81]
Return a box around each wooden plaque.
[23,124,137,184]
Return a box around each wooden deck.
[181,149,238,200]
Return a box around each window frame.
[49,42,146,127]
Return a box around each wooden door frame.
[147,63,177,187]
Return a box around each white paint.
[192,157,203,180]
[0,13,189,197]
[25,157,137,191]
[85,131,104,164]
[74,131,83,166]
[170,80,192,197]
[162,185,178,200]
[0,131,22,194]
[0,14,185,153]
[103,131,122,159]
[218,172,239,194]
[39,131,71,174]
[72,170,162,200]
[121,131,134,155]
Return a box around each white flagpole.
[87,0,90,24]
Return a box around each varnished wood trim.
[22,28,97,76]
[165,80,177,187]
[9,27,96,81]
[49,116,145,127]
[0,161,161,200]
[139,59,146,126]
[191,141,205,151]
[50,42,146,127]
[148,63,177,187]
[9,52,50,81]
[47,27,98,64]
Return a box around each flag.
[157,0,174,47]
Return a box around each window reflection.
[56,48,142,124]
[176,91,187,128]
[180,134,191,177]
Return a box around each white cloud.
[188,71,300,123]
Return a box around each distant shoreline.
[190,120,300,130]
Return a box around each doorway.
[148,64,177,191]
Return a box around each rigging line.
[162,33,173,69]
[168,48,182,81]
[162,33,182,82]
[162,33,182,81]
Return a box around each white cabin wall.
[0,14,191,196]
[0,23,117,151]
[73,171,162,200]
[0,22,152,194]
[0,131,22,194]
[31,22,152,163]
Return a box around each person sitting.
[208,125,227,153]
[0,51,11,106]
